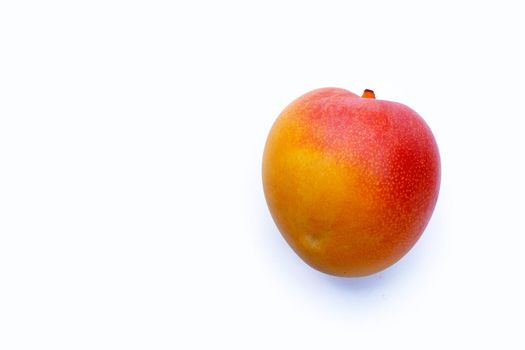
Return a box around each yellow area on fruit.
[290,148,354,246]
[264,137,383,260]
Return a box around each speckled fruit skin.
[262,88,440,277]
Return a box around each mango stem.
[362,89,376,99]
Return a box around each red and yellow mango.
[262,88,440,277]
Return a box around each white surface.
[1,1,524,349]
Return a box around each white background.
[1,1,524,349]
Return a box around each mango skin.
[262,88,440,277]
